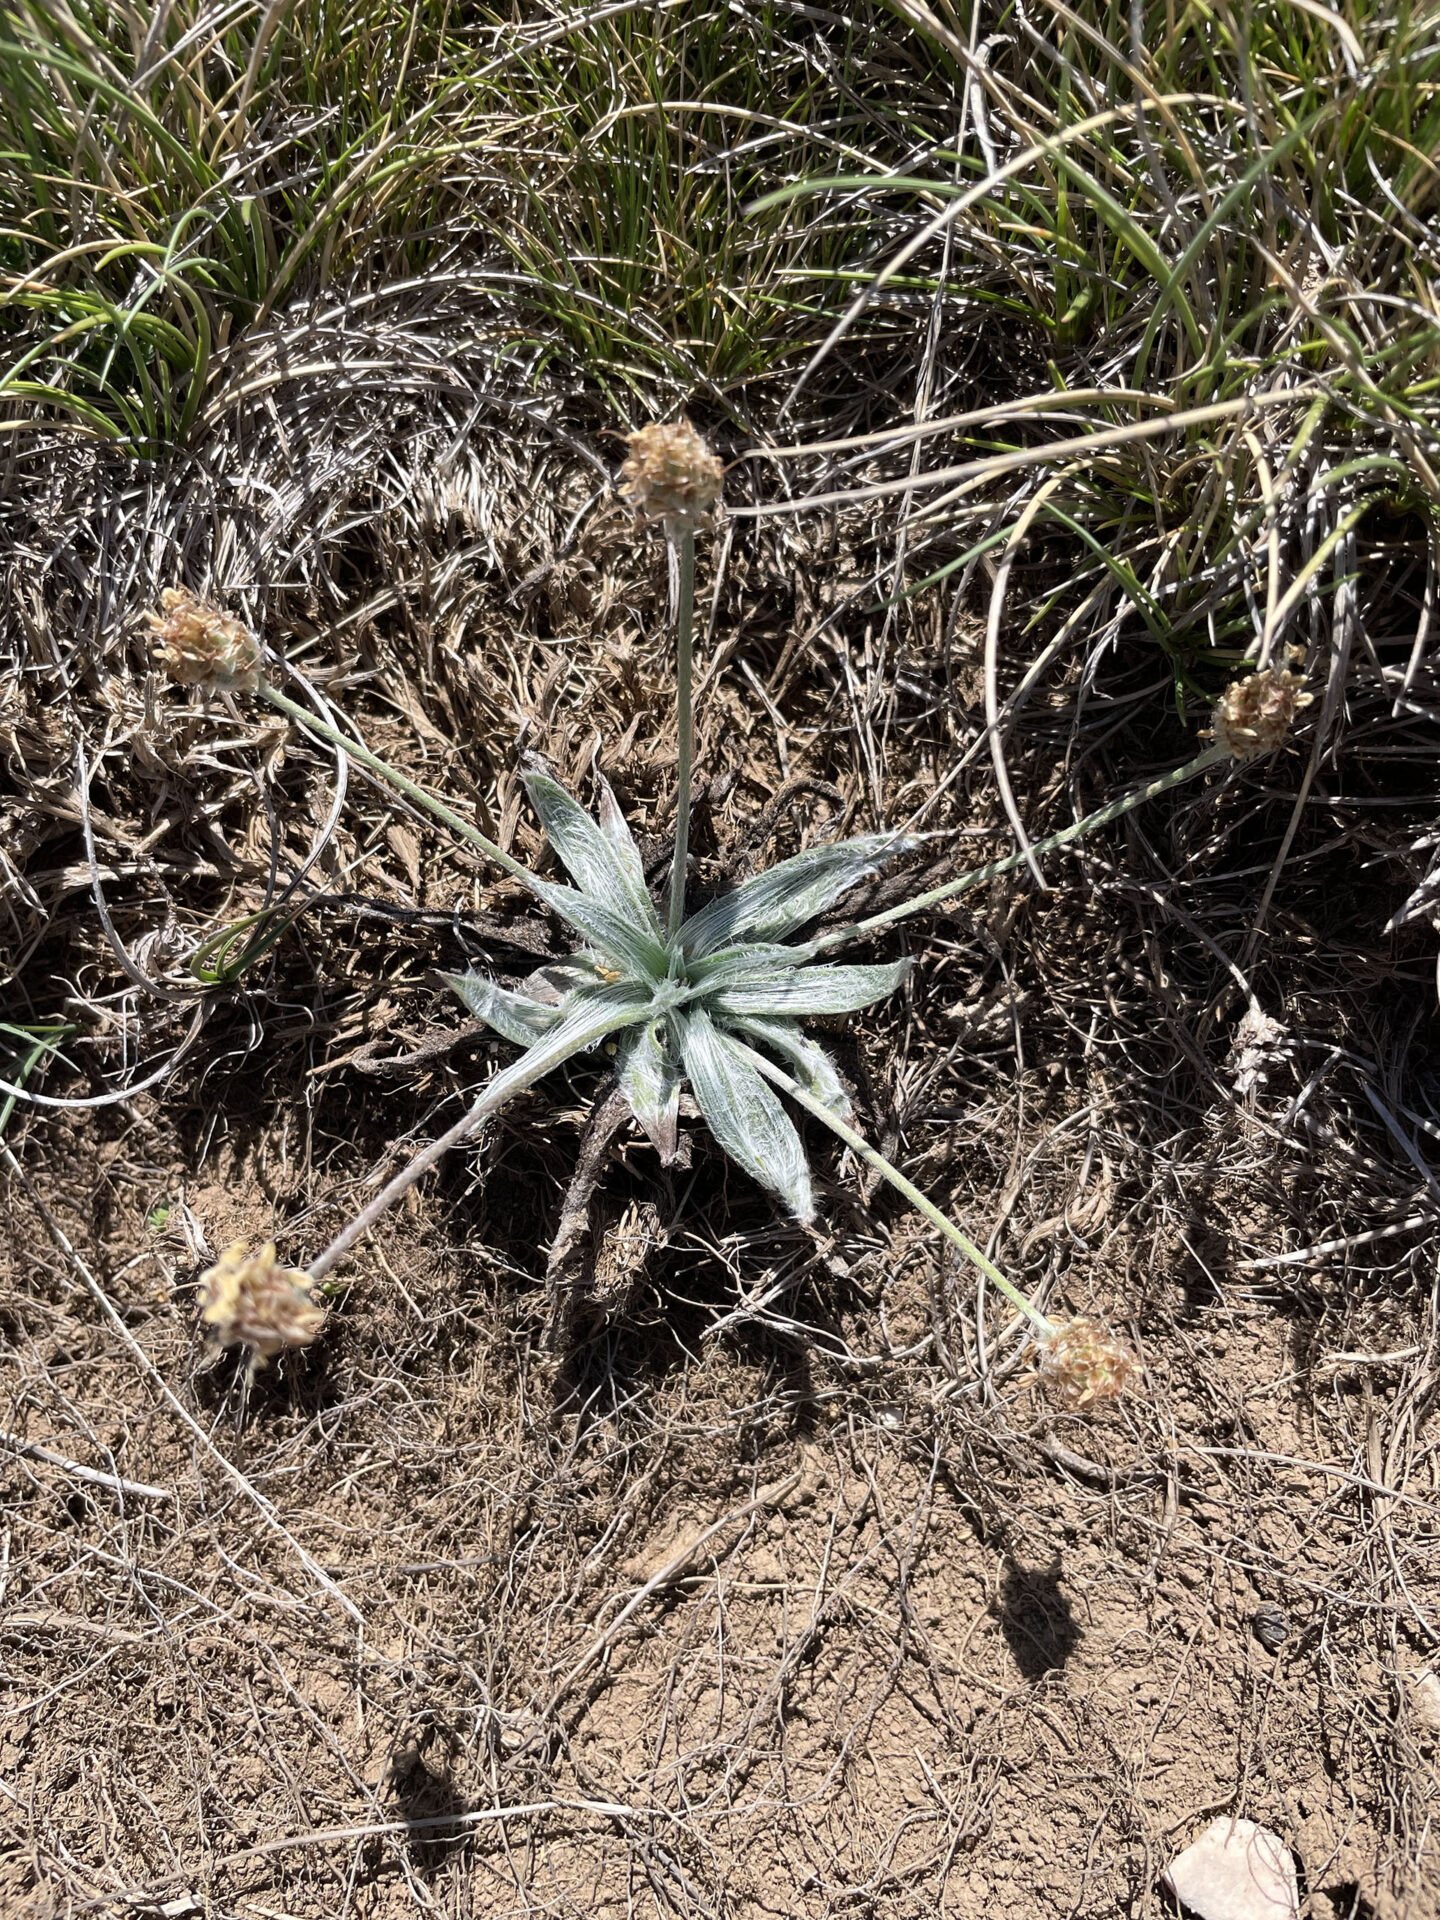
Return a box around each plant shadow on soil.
[382,1721,471,1882]
[544,1147,837,1439]
[181,1026,856,1448]
[997,1559,1080,1681]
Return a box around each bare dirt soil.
[3,389,1438,1917]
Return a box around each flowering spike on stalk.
[145,588,262,692]
[198,1241,326,1364]
[1202,652,1313,761]
[1037,1315,1135,1409]
[616,418,719,932]
[619,419,724,533]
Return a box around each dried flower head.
[1202,653,1312,761]
[1037,1315,1135,1410]
[145,588,262,693]
[619,419,724,532]
[1231,1003,1290,1098]
[198,1241,325,1363]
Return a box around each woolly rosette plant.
[444,764,914,1224]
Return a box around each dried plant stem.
[812,742,1228,954]
[305,1001,643,1283]
[667,528,696,940]
[730,1041,1051,1333]
[306,1096,504,1285]
[258,683,543,893]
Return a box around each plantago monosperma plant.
[151,423,1314,1403]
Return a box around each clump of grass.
[753,0,1440,721]
[0,1,949,448]
[460,2,945,403]
[0,0,472,447]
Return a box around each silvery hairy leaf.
[443,970,561,1045]
[617,1019,681,1161]
[679,833,914,958]
[532,878,668,981]
[681,942,803,994]
[595,773,653,898]
[721,1014,851,1117]
[709,958,911,1018]
[474,983,652,1115]
[520,958,606,1006]
[523,768,662,938]
[677,1007,814,1222]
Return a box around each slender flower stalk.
[810,656,1308,957]
[668,529,696,939]
[305,991,646,1283]
[617,418,723,941]
[730,1038,1051,1331]
[257,682,545,894]
[735,1038,1136,1402]
[807,744,1229,956]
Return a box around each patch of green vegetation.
[0,1,940,446]
[0,1021,74,1135]
[4,0,1435,693]
[756,0,1440,689]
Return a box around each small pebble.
[1252,1603,1289,1652]
[1406,1666,1440,1743]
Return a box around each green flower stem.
[258,682,546,896]
[731,1039,1053,1334]
[667,527,696,941]
[810,742,1228,955]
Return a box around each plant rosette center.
[444,764,916,1225]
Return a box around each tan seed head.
[1202,654,1312,761]
[1038,1315,1135,1410]
[145,588,262,693]
[619,419,724,533]
[198,1241,325,1364]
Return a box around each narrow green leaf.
[680,834,914,958]
[443,971,561,1046]
[595,774,652,899]
[1133,114,1317,388]
[710,959,911,1018]
[721,1015,851,1117]
[677,1007,814,1222]
[681,942,802,993]
[473,983,651,1116]
[532,879,668,981]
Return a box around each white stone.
[1162,1818,1298,1920]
